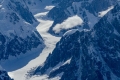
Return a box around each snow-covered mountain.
[47,0,117,36]
[33,2,120,80]
[0,0,120,80]
[0,0,44,60]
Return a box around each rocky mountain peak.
[33,2,120,80]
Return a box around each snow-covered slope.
[1,6,60,80]
[0,0,44,60]
[47,0,117,35]
[33,2,120,80]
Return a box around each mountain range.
[33,1,120,80]
[0,0,120,80]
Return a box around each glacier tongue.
[1,8,60,80]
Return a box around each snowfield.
[53,15,83,33]
[1,11,60,80]
[98,6,114,17]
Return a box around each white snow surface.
[53,15,83,33]
[98,6,114,17]
[63,29,78,37]
[45,6,55,10]
[1,11,60,80]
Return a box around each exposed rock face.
[0,70,13,80]
[34,2,120,80]
[48,0,117,35]
[0,0,44,60]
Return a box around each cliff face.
[33,2,120,80]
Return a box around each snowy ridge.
[63,29,79,37]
